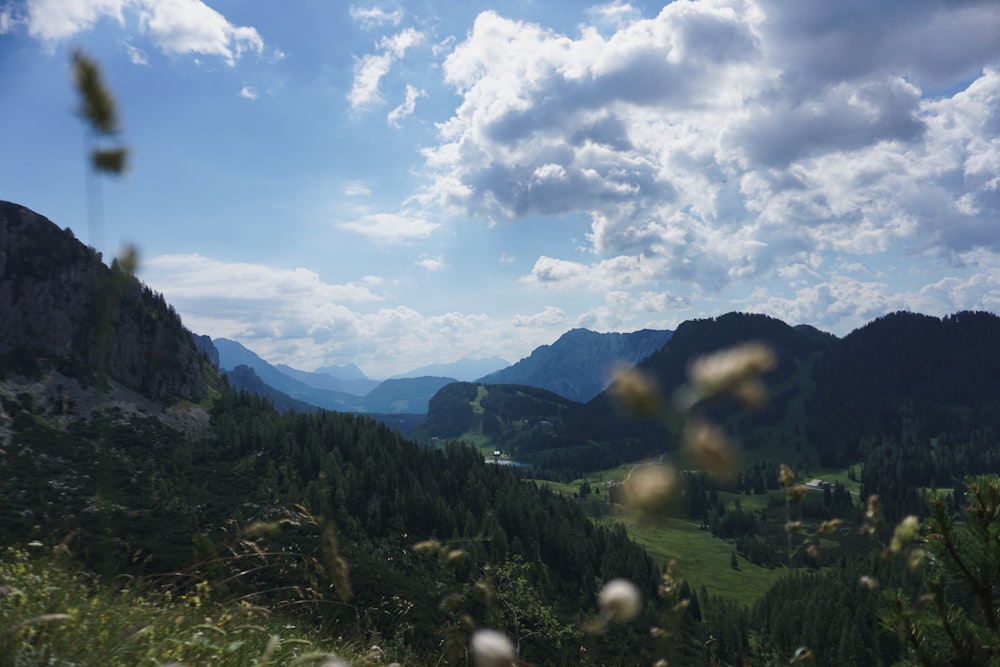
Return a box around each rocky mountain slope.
[478,327,673,401]
[0,201,208,403]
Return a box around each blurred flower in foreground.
[686,342,776,404]
[608,367,662,418]
[470,629,516,667]
[599,578,642,623]
[622,464,680,521]
[682,419,740,481]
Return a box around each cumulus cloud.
[348,27,425,109]
[144,252,560,375]
[337,210,440,242]
[238,85,256,100]
[20,0,263,64]
[416,1,1000,326]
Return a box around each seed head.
[470,629,516,667]
[779,464,795,487]
[622,465,679,519]
[893,515,920,544]
[682,419,739,480]
[609,368,662,418]
[687,342,776,397]
[599,578,642,623]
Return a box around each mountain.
[0,201,209,402]
[409,381,578,448]
[273,363,380,396]
[224,364,319,413]
[392,356,509,382]
[478,328,673,402]
[315,361,370,381]
[0,206,660,666]
[809,310,1000,467]
[358,375,457,414]
[213,338,362,410]
[516,313,836,476]
[214,337,448,414]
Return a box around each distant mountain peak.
[479,328,673,402]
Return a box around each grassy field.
[599,514,788,608]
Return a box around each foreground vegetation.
[0,547,361,667]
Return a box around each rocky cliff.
[0,201,208,402]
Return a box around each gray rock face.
[192,334,220,369]
[0,201,208,402]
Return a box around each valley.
[3,200,1000,665]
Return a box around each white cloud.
[21,0,264,64]
[416,255,445,272]
[345,182,372,197]
[140,253,582,374]
[349,5,403,31]
[348,51,393,108]
[512,306,567,328]
[0,5,18,33]
[348,27,425,109]
[416,2,1000,305]
[337,211,440,242]
[238,85,257,100]
[136,0,263,66]
[387,84,425,127]
[123,41,149,65]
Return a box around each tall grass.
[0,547,375,667]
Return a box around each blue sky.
[2,0,999,378]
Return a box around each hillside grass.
[0,548,373,667]
[597,515,788,608]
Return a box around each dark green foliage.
[883,476,1000,665]
[0,381,661,663]
[810,311,1000,467]
[555,312,832,473]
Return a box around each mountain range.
[477,327,673,402]
[208,328,673,415]
[6,199,1000,665]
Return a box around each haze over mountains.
[208,327,673,415]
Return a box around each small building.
[805,478,832,491]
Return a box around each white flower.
[599,578,642,623]
[470,629,516,667]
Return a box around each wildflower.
[894,515,921,544]
[599,578,642,623]
[682,419,739,480]
[413,539,441,554]
[687,342,776,398]
[819,519,842,536]
[608,368,662,418]
[779,464,795,487]
[470,629,516,667]
[785,484,807,502]
[622,465,679,519]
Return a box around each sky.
[2,0,999,379]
